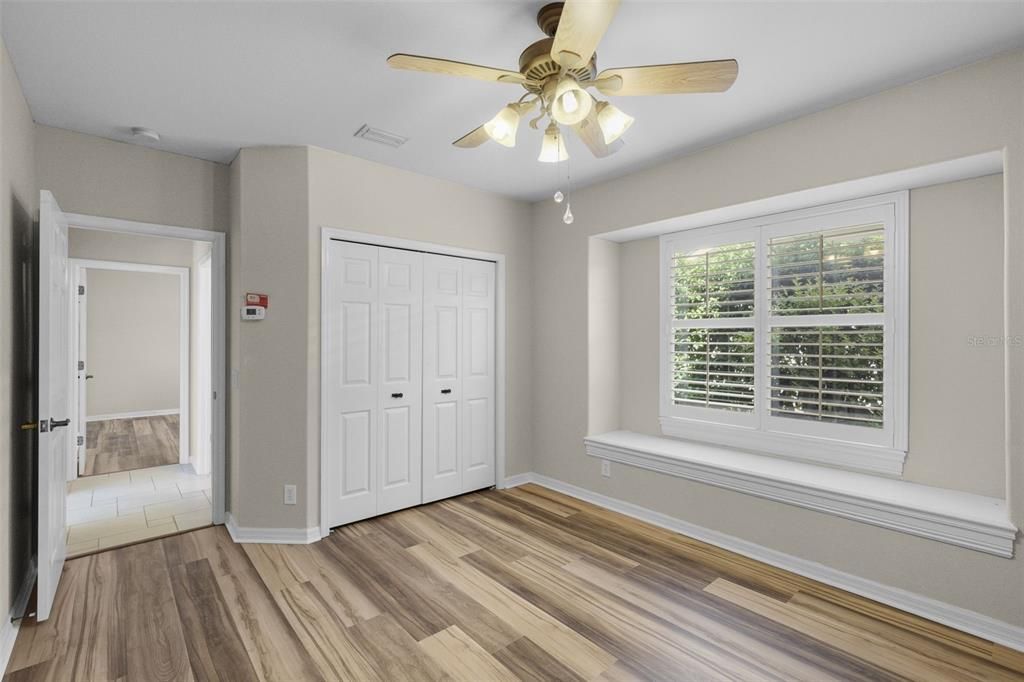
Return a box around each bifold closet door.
[422,254,496,503]
[376,248,423,515]
[460,258,496,492]
[422,255,463,503]
[325,240,422,528]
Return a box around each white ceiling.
[3,1,1023,201]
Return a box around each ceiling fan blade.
[596,59,738,96]
[572,108,622,158]
[387,54,526,84]
[453,126,490,148]
[551,0,620,70]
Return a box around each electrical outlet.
[284,484,297,505]
[601,460,611,478]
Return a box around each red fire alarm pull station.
[246,293,269,308]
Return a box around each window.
[660,193,908,474]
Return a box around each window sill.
[659,415,906,476]
[584,430,1017,558]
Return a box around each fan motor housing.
[519,38,596,94]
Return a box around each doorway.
[71,260,190,477]
[34,191,227,621]
[65,245,215,557]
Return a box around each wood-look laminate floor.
[7,484,1024,681]
[83,415,180,476]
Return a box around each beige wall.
[616,175,1007,498]
[0,37,37,621]
[83,269,180,417]
[68,228,195,266]
[227,144,534,529]
[229,146,309,529]
[306,146,535,526]
[35,125,228,231]
[532,50,1024,626]
[587,237,620,435]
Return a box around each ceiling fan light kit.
[387,0,738,213]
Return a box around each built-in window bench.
[584,431,1017,557]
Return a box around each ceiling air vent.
[353,124,408,148]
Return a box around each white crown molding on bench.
[585,431,1017,558]
[503,472,1024,653]
[1,558,37,676]
[86,408,180,423]
[225,513,320,545]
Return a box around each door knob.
[48,418,71,429]
[85,374,94,380]
[440,389,452,394]
[391,392,404,399]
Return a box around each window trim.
[659,191,909,476]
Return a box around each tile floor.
[66,464,212,557]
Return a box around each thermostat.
[241,306,266,321]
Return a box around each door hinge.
[78,285,85,295]
[78,360,85,371]
[77,435,84,446]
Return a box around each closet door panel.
[326,241,379,527]
[422,254,464,503]
[461,259,496,492]
[377,248,423,514]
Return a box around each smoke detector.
[130,126,161,142]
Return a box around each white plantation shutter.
[766,224,886,429]
[668,233,758,422]
[661,194,907,471]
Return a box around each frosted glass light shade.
[595,101,634,144]
[538,122,568,162]
[483,105,521,147]
[550,78,593,125]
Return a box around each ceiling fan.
[387,0,738,162]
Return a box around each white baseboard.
[224,512,320,545]
[86,408,179,422]
[1,558,37,675]
[504,472,1024,653]
[500,472,534,489]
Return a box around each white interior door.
[38,190,71,621]
[461,259,496,492]
[422,254,464,503]
[377,247,423,515]
[74,267,87,477]
[325,241,379,526]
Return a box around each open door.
[37,190,71,621]
[74,266,87,477]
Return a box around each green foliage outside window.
[672,226,885,427]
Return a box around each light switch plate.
[284,484,297,505]
[601,460,611,478]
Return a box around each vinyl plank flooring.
[492,636,586,682]
[9,487,1024,682]
[119,540,194,682]
[273,581,380,681]
[418,625,518,682]
[83,415,179,476]
[168,558,259,681]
